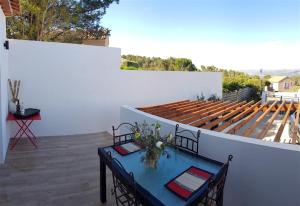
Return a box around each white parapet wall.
[120,106,300,206]
[8,39,222,137]
[0,7,10,163]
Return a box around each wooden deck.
[138,100,300,144]
[0,133,115,206]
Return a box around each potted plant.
[133,121,172,169]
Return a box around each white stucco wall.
[120,106,300,206]
[272,82,279,91]
[0,7,9,163]
[8,39,222,137]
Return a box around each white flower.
[156,141,163,148]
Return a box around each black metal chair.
[110,157,141,206]
[112,122,138,145]
[199,155,233,206]
[174,124,201,154]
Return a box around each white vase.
[9,101,16,113]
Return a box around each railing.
[267,92,300,103]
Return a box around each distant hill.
[243,69,300,76]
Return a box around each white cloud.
[109,35,300,71]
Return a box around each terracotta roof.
[268,76,288,83]
[0,0,20,16]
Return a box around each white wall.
[120,106,300,206]
[272,82,279,91]
[8,40,222,137]
[0,7,9,163]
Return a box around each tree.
[121,55,197,72]
[6,0,119,43]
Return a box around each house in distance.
[268,76,294,92]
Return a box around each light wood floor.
[0,133,116,206]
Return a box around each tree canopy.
[7,0,119,43]
[121,55,197,71]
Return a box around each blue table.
[98,145,224,206]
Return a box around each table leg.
[100,155,107,203]
[21,120,37,140]
[10,120,38,150]
[10,120,28,150]
[20,120,38,148]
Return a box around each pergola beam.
[138,100,189,110]
[141,101,196,115]
[243,101,277,137]
[0,0,19,16]
[154,101,199,117]
[170,101,226,122]
[164,101,216,119]
[292,103,300,144]
[227,102,268,135]
[139,99,297,144]
[274,102,293,142]
[203,101,254,130]
[191,101,246,127]
[215,101,261,132]
[257,101,285,139]
[180,101,234,124]
[158,101,206,117]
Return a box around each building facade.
[269,76,294,92]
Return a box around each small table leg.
[10,119,38,150]
[100,155,107,203]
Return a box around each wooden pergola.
[0,0,20,16]
[138,100,300,144]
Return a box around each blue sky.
[102,0,300,70]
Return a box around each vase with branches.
[8,79,21,112]
[133,121,173,169]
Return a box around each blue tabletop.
[104,146,222,206]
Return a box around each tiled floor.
[0,133,116,206]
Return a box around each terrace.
[1,1,300,206]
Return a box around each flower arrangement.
[133,121,172,169]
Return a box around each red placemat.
[165,166,213,200]
[113,142,141,156]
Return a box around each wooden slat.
[138,100,189,111]
[274,103,293,142]
[141,101,194,114]
[179,101,234,124]
[160,101,203,113]
[157,102,204,118]
[172,101,220,116]
[292,103,300,144]
[163,101,216,119]
[227,102,267,135]
[257,101,285,139]
[215,101,261,132]
[171,101,225,122]
[0,0,19,16]
[152,101,200,116]
[202,101,254,130]
[243,101,277,137]
[191,101,246,127]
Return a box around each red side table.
[7,112,41,150]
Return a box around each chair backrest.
[205,155,233,206]
[174,124,201,154]
[112,122,138,145]
[111,157,139,206]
